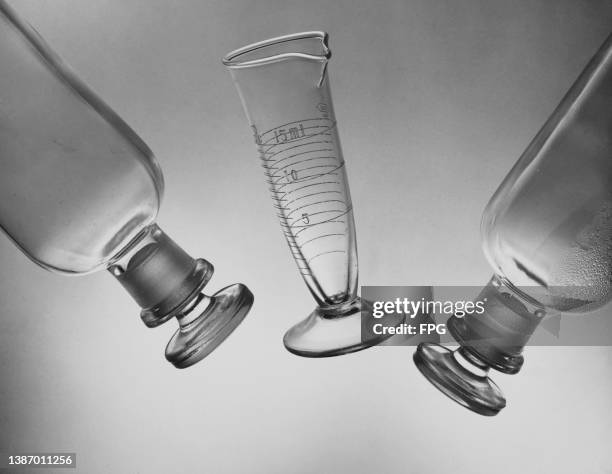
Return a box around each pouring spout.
[222,31,331,69]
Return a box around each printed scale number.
[254,106,350,277]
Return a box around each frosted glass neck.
[448,276,545,374]
[109,225,213,328]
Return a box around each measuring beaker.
[224,32,395,356]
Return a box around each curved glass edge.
[0,0,165,275]
[480,32,612,248]
[480,32,612,283]
[0,0,164,199]
[222,31,330,68]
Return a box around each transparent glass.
[481,35,612,313]
[415,32,612,415]
[0,0,253,367]
[224,32,396,356]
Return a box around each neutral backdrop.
[1,1,611,473]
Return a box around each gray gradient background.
[1,0,611,473]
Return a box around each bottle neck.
[108,224,214,327]
[448,275,546,374]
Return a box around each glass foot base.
[165,283,254,368]
[283,297,399,357]
[413,343,506,416]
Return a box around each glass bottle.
[0,0,253,368]
[414,32,612,415]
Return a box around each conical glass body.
[224,32,394,357]
[0,1,253,368]
[0,0,162,274]
[415,32,612,415]
[224,32,357,307]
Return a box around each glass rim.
[222,31,331,69]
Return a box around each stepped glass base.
[283,297,401,357]
[413,343,506,416]
[165,284,254,368]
